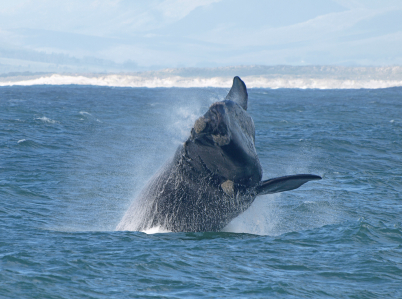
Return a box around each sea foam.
[1,66,402,89]
[35,116,58,123]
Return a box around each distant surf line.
[1,74,402,89]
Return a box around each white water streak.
[2,74,402,89]
[35,116,58,123]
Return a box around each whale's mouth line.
[196,138,215,148]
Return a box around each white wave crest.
[35,116,58,123]
[2,73,402,89]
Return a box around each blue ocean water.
[1,85,401,298]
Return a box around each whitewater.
[2,66,402,89]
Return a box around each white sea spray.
[2,66,402,89]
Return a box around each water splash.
[222,194,282,235]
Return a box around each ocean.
[1,83,401,298]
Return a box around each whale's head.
[184,76,262,188]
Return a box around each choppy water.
[1,85,401,298]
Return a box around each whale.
[116,76,321,232]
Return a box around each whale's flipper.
[225,76,248,110]
[256,174,322,195]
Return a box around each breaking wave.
[2,73,402,89]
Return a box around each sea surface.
[1,85,401,298]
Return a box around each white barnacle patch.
[212,134,230,146]
[221,180,234,197]
[194,116,206,133]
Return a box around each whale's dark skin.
[116,76,321,232]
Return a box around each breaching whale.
[116,76,321,232]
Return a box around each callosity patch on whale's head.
[184,76,262,187]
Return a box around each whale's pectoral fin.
[256,174,322,195]
[225,76,248,110]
